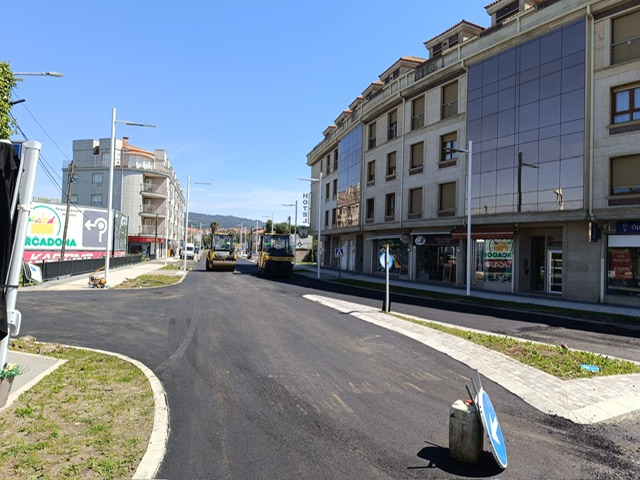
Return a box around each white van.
[182,243,195,260]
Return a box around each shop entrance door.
[547,249,563,294]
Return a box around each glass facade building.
[337,125,362,228]
[467,20,586,215]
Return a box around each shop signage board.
[23,202,128,262]
[616,221,640,234]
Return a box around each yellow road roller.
[206,234,237,272]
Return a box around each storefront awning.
[451,227,514,240]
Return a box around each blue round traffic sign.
[477,388,507,469]
[379,252,390,269]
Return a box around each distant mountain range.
[188,212,264,230]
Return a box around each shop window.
[386,151,397,179]
[612,84,640,124]
[611,10,640,65]
[385,193,395,219]
[442,81,458,119]
[477,239,513,284]
[608,247,640,295]
[376,238,408,275]
[408,187,423,218]
[410,142,424,172]
[610,155,640,195]
[411,96,425,130]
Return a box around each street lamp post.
[517,152,539,213]
[299,172,322,279]
[282,201,298,266]
[105,107,155,287]
[446,141,472,296]
[182,175,211,271]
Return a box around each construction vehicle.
[206,234,237,272]
[257,234,293,277]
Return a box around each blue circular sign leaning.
[379,253,390,269]
[477,388,507,469]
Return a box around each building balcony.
[140,182,167,198]
[140,204,167,217]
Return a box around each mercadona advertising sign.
[24,202,127,262]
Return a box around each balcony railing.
[140,204,166,215]
[140,183,166,195]
[611,36,640,65]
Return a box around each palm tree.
[210,221,219,234]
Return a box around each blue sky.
[5,1,489,224]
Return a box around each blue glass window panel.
[499,48,517,79]
[468,63,483,92]
[497,168,515,195]
[480,170,497,196]
[562,64,585,93]
[467,98,483,120]
[540,96,561,126]
[518,102,539,132]
[498,86,516,111]
[483,56,499,85]
[540,59,562,77]
[561,89,585,122]
[540,71,562,99]
[540,30,562,64]
[480,149,497,172]
[561,118,584,135]
[496,145,515,170]
[482,113,498,139]
[519,39,540,72]
[497,109,516,137]
[560,156,583,188]
[538,161,560,190]
[562,21,585,56]
[560,132,584,160]
[483,92,499,116]
[539,124,561,140]
[539,136,561,163]
[520,78,540,105]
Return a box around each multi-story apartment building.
[62,136,185,257]
[306,0,640,306]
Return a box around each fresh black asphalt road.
[16,258,640,479]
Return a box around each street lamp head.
[14,71,64,77]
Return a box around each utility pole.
[60,161,76,260]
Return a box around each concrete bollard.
[449,399,483,464]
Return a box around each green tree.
[0,62,20,139]
[210,221,219,234]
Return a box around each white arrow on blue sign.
[477,388,507,469]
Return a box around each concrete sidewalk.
[293,263,640,320]
[26,257,187,291]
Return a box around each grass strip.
[0,338,153,479]
[391,313,640,380]
[115,274,182,289]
